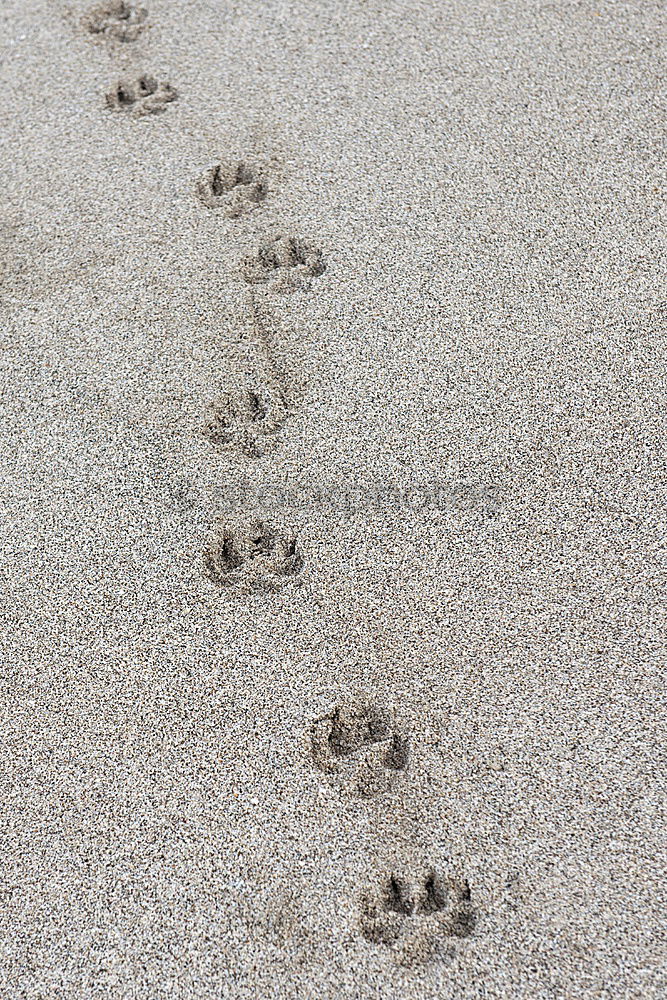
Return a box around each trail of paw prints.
[82,1,148,42]
[242,235,325,293]
[106,75,177,116]
[310,695,409,798]
[359,868,474,965]
[196,160,268,218]
[203,521,303,594]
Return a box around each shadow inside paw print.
[241,236,325,293]
[360,870,473,965]
[106,75,177,115]
[204,385,288,458]
[204,521,303,593]
[311,696,408,797]
[83,1,147,41]
[196,161,267,218]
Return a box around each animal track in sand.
[196,161,267,218]
[203,521,303,593]
[83,1,148,41]
[359,869,473,965]
[106,76,177,115]
[310,696,408,798]
[241,236,325,293]
[203,384,288,458]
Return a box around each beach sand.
[1,1,665,997]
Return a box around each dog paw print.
[83,1,148,42]
[203,385,287,458]
[106,75,177,116]
[359,870,473,965]
[241,236,325,293]
[196,161,267,218]
[203,521,303,593]
[310,696,408,797]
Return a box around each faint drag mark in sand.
[252,884,313,953]
[237,879,321,972]
[203,293,292,458]
[82,1,148,41]
[310,695,409,798]
[196,160,268,218]
[203,520,303,594]
[106,75,177,116]
[359,868,474,965]
[241,235,325,293]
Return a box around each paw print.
[196,161,267,218]
[310,696,408,797]
[203,385,287,458]
[83,2,148,42]
[106,76,177,116]
[241,236,325,293]
[203,521,303,593]
[359,870,473,965]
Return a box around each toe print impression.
[204,384,288,458]
[196,160,267,218]
[359,869,473,964]
[241,236,325,293]
[310,696,408,797]
[204,521,303,593]
[106,75,177,116]
[83,1,148,42]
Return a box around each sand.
[1,0,665,997]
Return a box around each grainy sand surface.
[1,1,666,997]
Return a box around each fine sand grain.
[1,1,666,998]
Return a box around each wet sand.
[1,1,665,997]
